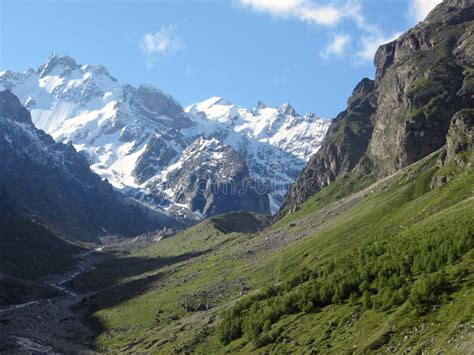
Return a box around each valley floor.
[1,151,473,354]
[0,251,100,353]
[70,151,473,354]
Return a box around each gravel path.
[0,251,101,354]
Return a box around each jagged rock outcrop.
[0,90,171,241]
[445,109,474,164]
[431,108,474,188]
[148,138,270,217]
[279,78,376,213]
[280,0,474,216]
[438,108,474,169]
[133,133,181,184]
[368,0,473,174]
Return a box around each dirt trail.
[0,251,100,353]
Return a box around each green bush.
[217,205,473,346]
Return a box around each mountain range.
[0,61,329,221]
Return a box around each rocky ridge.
[280,0,474,215]
[0,90,170,241]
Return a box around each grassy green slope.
[79,152,473,354]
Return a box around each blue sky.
[0,0,441,117]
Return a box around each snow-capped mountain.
[0,54,330,218]
[0,90,170,241]
[185,97,331,212]
[187,96,327,160]
[146,137,270,217]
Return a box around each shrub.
[217,206,473,346]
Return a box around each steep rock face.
[147,138,270,217]
[0,91,170,241]
[0,91,32,124]
[279,78,376,214]
[280,0,473,215]
[368,0,473,174]
[133,133,181,184]
[430,108,474,188]
[444,109,474,165]
[129,85,187,122]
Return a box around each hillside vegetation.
[77,149,474,353]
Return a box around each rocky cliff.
[0,90,171,242]
[279,78,376,213]
[147,138,269,217]
[280,0,474,215]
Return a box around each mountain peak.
[186,96,234,116]
[1,56,329,219]
[280,0,473,216]
[46,53,77,66]
[80,63,117,81]
[39,53,78,77]
[279,102,297,116]
[201,96,232,108]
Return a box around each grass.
[77,149,474,353]
[77,212,275,352]
[275,170,375,227]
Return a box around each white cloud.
[344,1,380,34]
[140,25,184,56]
[239,0,348,26]
[355,32,402,64]
[408,0,442,23]
[320,33,351,59]
[296,3,342,26]
[238,0,407,64]
[239,0,385,28]
[239,0,304,16]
